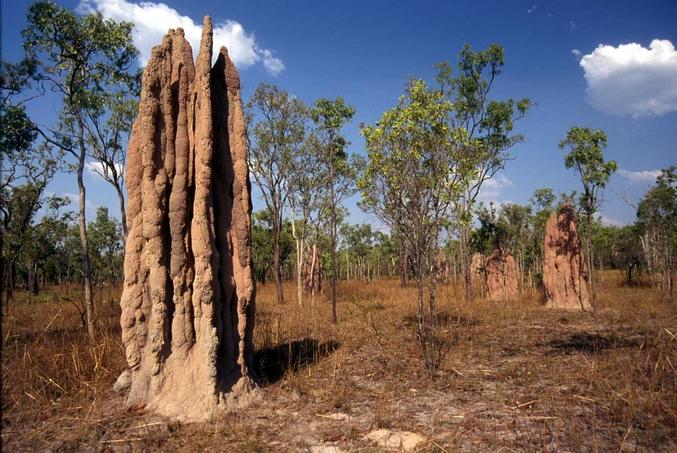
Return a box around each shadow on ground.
[254,338,340,384]
[544,332,643,355]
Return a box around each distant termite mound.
[485,248,518,302]
[470,252,484,283]
[543,204,592,310]
[119,17,258,421]
[436,252,450,284]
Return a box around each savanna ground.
[1,273,675,452]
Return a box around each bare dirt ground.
[2,273,675,452]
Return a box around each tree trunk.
[28,260,39,295]
[0,237,4,313]
[460,224,473,303]
[6,261,16,305]
[291,217,304,306]
[309,242,318,304]
[115,182,128,240]
[398,240,407,287]
[273,211,284,304]
[585,213,597,310]
[76,135,95,339]
[329,153,338,323]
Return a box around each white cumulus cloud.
[77,0,284,75]
[86,161,125,181]
[598,214,624,227]
[477,174,513,203]
[579,39,677,116]
[617,168,661,185]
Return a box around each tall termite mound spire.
[119,17,257,421]
[542,204,591,311]
[485,248,518,302]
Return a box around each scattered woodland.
[1,2,676,451]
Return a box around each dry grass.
[2,272,676,451]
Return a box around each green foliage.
[252,209,295,283]
[590,221,642,271]
[360,79,476,234]
[635,166,677,287]
[22,0,139,158]
[310,96,356,319]
[0,101,37,163]
[361,77,480,371]
[311,97,356,158]
[87,207,123,284]
[310,97,356,177]
[559,126,618,216]
[0,57,59,193]
[531,188,555,211]
[470,203,502,254]
[636,166,677,234]
[246,83,308,210]
[340,223,374,260]
[436,43,531,207]
[470,202,532,259]
[2,187,74,293]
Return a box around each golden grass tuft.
[2,272,675,451]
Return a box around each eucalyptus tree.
[436,44,531,303]
[247,83,308,304]
[1,58,40,302]
[310,97,356,323]
[0,59,40,189]
[19,195,71,298]
[1,57,60,303]
[289,133,326,305]
[527,188,556,286]
[497,203,532,287]
[340,223,374,280]
[636,167,676,295]
[22,1,138,338]
[2,181,54,303]
[360,79,477,372]
[251,209,295,285]
[87,207,124,288]
[86,93,139,239]
[559,126,617,307]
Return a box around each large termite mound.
[485,248,518,302]
[119,17,257,421]
[543,204,591,311]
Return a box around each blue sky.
[3,0,676,228]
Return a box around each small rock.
[310,446,345,453]
[319,412,350,421]
[364,429,426,451]
[113,369,132,393]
